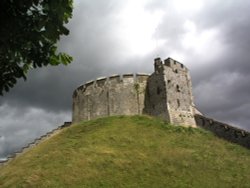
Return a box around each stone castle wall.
[163,58,196,127]
[144,58,197,127]
[72,73,149,122]
[143,71,169,120]
[195,114,250,149]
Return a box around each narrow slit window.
[176,85,180,92]
[177,99,180,107]
[157,86,161,95]
[152,104,155,109]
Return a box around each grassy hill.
[0,115,250,188]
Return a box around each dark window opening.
[168,80,171,84]
[180,64,184,68]
[157,86,161,95]
[175,69,178,73]
[152,104,155,109]
[177,99,180,108]
[176,85,180,92]
[146,88,150,97]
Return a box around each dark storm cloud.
[186,0,250,131]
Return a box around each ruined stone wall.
[72,73,149,123]
[195,114,250,148]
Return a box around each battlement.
[154,57,187,74]
[74,73,150,94]
[164,58,187,70]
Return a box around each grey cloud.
[186,1,250,131]
[0,65,76,111]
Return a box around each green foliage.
[1,115,250,187]
[0,0,73,95]
[134,83,140,92]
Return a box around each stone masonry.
[72,73,149,123]
[144,57,197,127]
[72,57,199,127]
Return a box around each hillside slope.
[0,115,250,187]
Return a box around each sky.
[1,0,250,159]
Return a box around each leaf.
[0,0,73,95]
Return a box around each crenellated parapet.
[74,73,149,96]
[154,57,188,75]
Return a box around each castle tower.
[144,57,197,127]
[72,74,149,123]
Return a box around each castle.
[1,57,249,166]
[72,57,250,148]
[72,57,200,127]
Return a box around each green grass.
[0,115,250,188]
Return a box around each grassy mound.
[0,115,250,187]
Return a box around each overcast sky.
[1,0,250,159]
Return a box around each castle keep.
[72,57,199,127]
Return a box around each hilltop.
[0,115,250,187]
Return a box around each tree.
[0,0,73,95]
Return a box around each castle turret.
[154,57,163,74]
[144,57,197,127]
